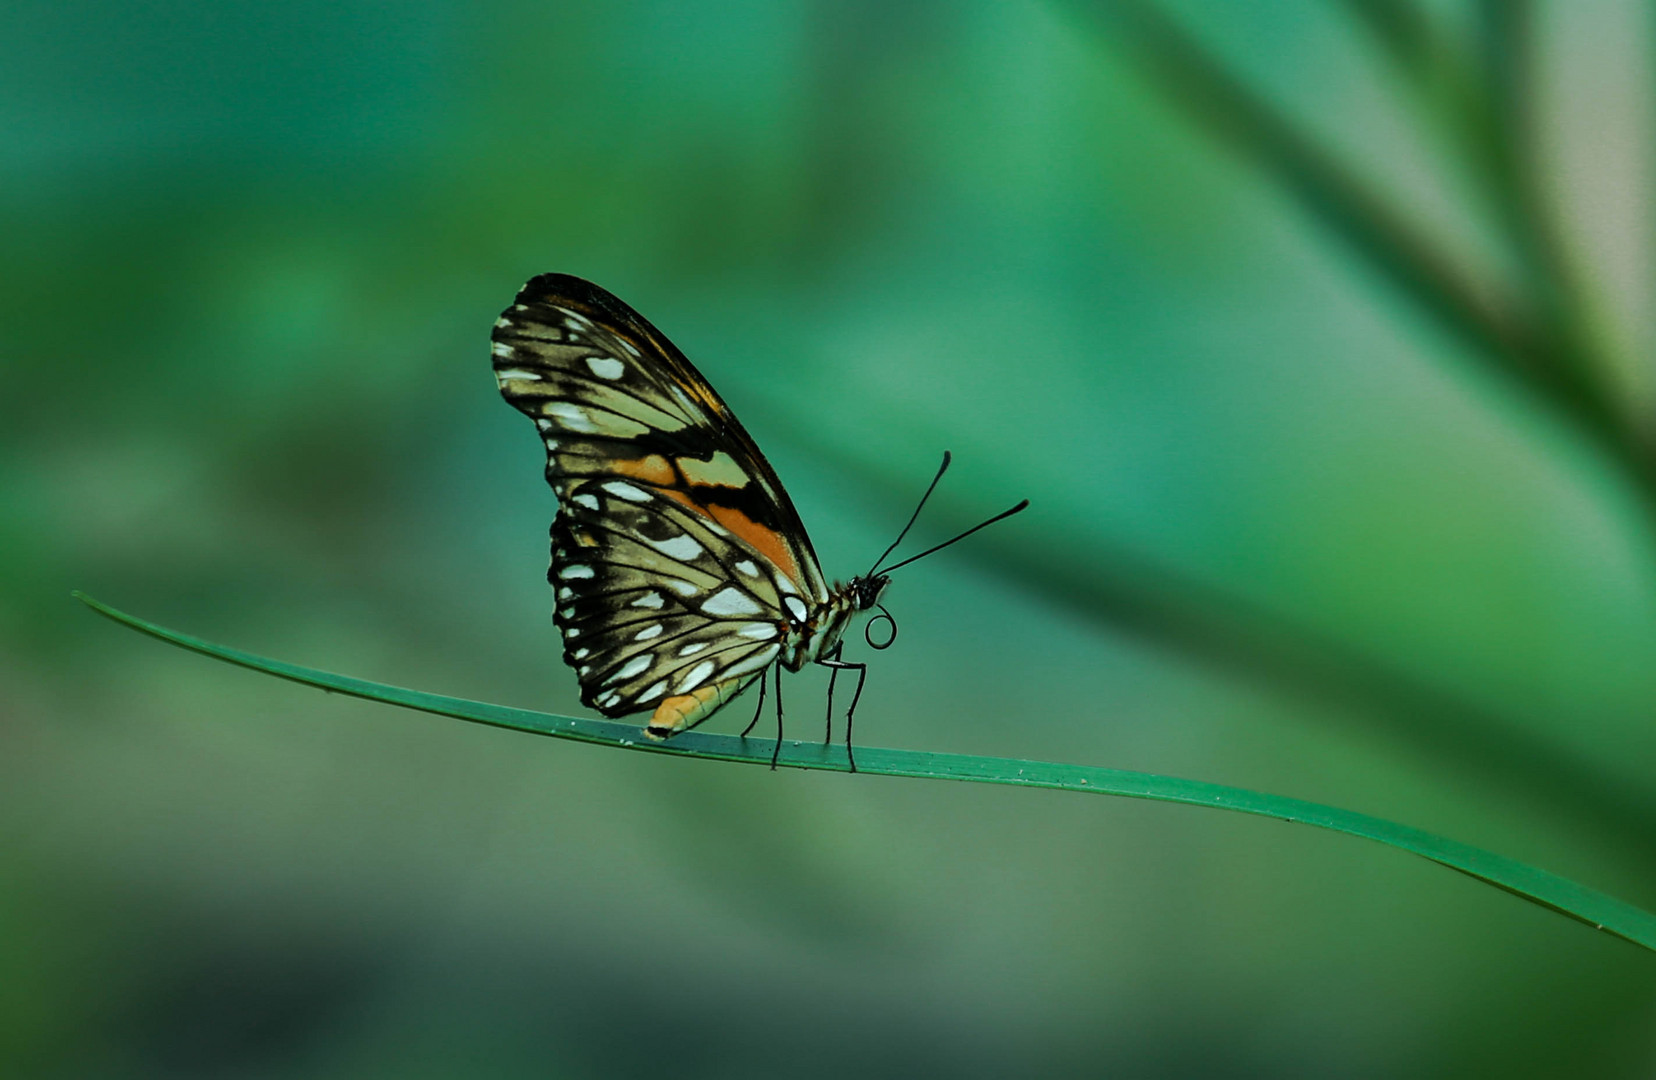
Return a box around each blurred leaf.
[1339,0,1434,73]
[1069,0,1655,508]
[742,383,1656,855]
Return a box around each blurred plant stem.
[1072,0,1656,513]
[1339,0,1435,73]
[780,417,1656,859]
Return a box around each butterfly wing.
[493,274,825,733]
[550,477,785,732]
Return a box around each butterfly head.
[848,572,891,612]
[843,572,897,651]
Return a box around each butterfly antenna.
[877,499,1030,574]
[868,451,952,576]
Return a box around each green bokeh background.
[6,1,1656,1076]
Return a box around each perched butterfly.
[492,274,1025,769]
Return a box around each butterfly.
[492,274,1025,770]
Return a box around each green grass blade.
[75,591,1656,954]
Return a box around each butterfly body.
[783,573,889,668]
[492,274,887,745]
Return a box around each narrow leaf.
[76,591,1656,954]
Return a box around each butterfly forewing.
[494,274,819,733]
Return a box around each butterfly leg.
[770,663,785,770]
[740,667,768,738]
[823,655,839,747]
[815,650,867,773]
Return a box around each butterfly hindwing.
[551,478,783,724]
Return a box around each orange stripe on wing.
[652,488,806,591]
[612,455,675,485]
[708,504,802,588]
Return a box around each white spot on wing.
[543,401,598,432]
[602,482,651,503]
[640,680,667,701]
[722,644,780,680]
[495,368,541,382]
[735,560,759,577]
[630,593,664,609]
[559,564,595,579]
[678,641,709,657]
[571,493,600,510]
[676,660,716,693]
[534,401,651,439]
[702,588,761,617]
[665,579,698,596]
[648,533,703,561]
[585,355,625,380]
[774,574,799,596]
[633,624,664,641]
[491,342,514,358]
[605,654,651,684]
[784,596,808,622]
[573,647,589,659]
[737,623,775,639]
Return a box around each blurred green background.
[6,0,1656,1075]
